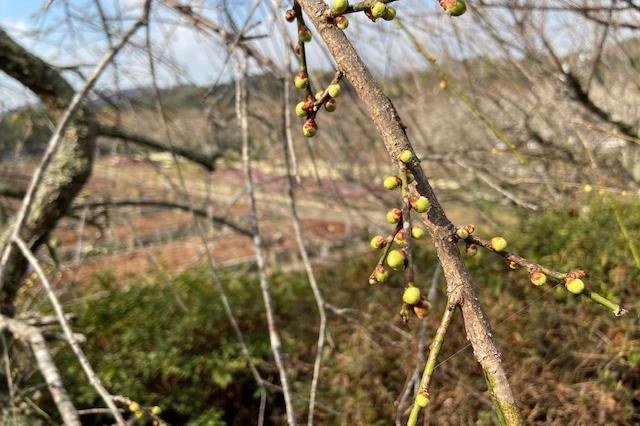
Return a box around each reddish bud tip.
[465,243,477,256]
[284,9,296,22]
[386,208,402,224]
[335,15,349,30]
[370,235,387,249]
[530,270,546,286]
[302,118,317,137]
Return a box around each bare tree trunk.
[294,2,523,423]
[0,28,96,317]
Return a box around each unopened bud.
[335,15,349,29]
[302,118,317,137]
[530,270,546,286]
[285,9,296,22]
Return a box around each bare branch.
[0,315,81,426]
[72,198,252,237]
[95,124,224,171]
[235,57,297,425]
[294,0,523,423]
[14,237,126,426]
[0,1,151,316]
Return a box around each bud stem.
[408,301,457,426]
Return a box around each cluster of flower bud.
[292,79,343,137]
[127,401,162,421]
[285,8,344,137]
[370,1,397,21]
[368,165,431,320]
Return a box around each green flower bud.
[442,0,466,16]
[299,28,312,42]
[530,270,546,286]
[324,98,337,112]
[416,393,429,407]
[151,406,162,415]
[566,278,585,294]
[294,75,308,90]
[386,249,405,270]
[410,196,430,213]
[302,119,317,137]
[383,6,396,20]
[402,286,421,305]
[489,237,507,252]
[386,208,402,224]
[328,83,341,98]
[315,90,324,101]
[399,149,413,163]
[333,0,349,14]
[456,227,469,239]
[371,2,387,18]
[295,101,307,117]
[411,226,425,240]
[383,175,401,190]
[335,15,349,30]
[370,235,387,249]
[129,402,140,412]
[374,264,389,283]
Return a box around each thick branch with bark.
[295,1,523,423]
[0,5,149,317]
[0,29,95,316]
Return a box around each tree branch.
[72,198,253,237]
[14,237,126,425]
[295,1,523,423]
[0,315,81,426]
[95,124,224,171]
[0,3,150,316]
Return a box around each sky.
[0,0,35,20]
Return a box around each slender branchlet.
[461,233,627,316]
[407,301,457,426]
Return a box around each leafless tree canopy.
[0,0,637,425]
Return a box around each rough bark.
[0,28,95,317]
[295,1,523,423]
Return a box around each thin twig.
[235,55,297,425]
[407,300,457,426]
[280,66,328,426]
